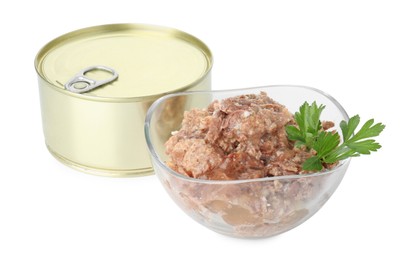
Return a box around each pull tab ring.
[65,66,119,94]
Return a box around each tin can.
[35,24,213,177]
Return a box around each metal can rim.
[34,23,213,103]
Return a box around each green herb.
[286,102,385,171]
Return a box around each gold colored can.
[35,24,213,177]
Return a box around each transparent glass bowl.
[144,85,350,238]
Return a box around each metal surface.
[65,66,119,94]
[35,23,212,177]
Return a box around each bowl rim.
[144,84,351,184]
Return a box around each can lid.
[35,24,212,101]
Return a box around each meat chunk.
[166,139,224,179]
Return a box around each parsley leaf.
[286,101,325,149]
[324,115,385,164]
[285,102,385,171]
[302,156,323,171]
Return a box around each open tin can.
[35,24,213,177]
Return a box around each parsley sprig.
[286,102,385,171]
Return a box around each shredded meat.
[165,92,327,180]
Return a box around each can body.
[35,24,212,176]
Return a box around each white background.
[1,0,407,259]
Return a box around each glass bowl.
[144,85,350,238]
